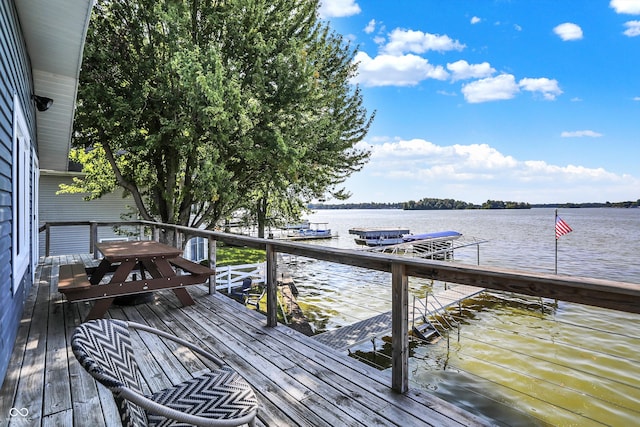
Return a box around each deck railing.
[39,220,640,393]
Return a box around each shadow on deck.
[0,255,488,427]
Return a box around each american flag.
[555,216,573,239]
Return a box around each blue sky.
[317,0,640,204]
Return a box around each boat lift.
[363,233,488,263]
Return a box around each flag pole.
[554,211,573,275]
[554,209,558,274]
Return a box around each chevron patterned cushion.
[72,319,148,426]
[146,366,258,427]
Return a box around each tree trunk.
[256,196,268,238]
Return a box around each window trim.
[32,153,39,283]
[12,95,31,294]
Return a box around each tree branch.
[101,140,155,221]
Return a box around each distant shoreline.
[309,200,639,210]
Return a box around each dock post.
[391,262,409,393]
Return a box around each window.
[12,95,31,294]
[186,237,207,262]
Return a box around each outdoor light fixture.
[32,94,54,111]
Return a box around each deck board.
[0,256,490,427]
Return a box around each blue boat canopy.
[403,231,462,242]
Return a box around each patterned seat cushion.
[72,319,149,426]
[147,366,258,427]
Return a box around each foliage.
[405,198,530,210]
[66,0,372,233]
[532,200,640,208]
[308,202,403,209]
[403,198,479,210]
[481,200,531,209]
[312,198,640,210]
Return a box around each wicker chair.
[71,319,258,426]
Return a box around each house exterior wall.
[0,0,37,387]
[39,173,136,256]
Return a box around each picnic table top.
[96,240,183,261]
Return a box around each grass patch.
[215,244,265,267]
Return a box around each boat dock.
[313,285,485,351]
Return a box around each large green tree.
[67,0,372,234]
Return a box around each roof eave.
[15,0,94,171]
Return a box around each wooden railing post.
[266,243,278,327]
[45,223,51,257]
[90,222,98,258]
[391,262,409,393]
[208,238,217,294]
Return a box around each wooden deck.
[0,256,489,427]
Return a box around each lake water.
[282,208,640,426]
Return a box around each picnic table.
[58,240,215,321]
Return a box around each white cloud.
[514,24,523,31]
[561,130,604,138]
[373,35,386,45]
[610,0,640,14]
[382,29,465,55]
[634,96,640,101]
[519,77,563,100]
[352,137,639,204]
[553,22,583,41]
[352,51,449,87]
[471,16,481,24]
[461,74,520,103]
[623,20,640,36]
[364,19,376,34]
[458,75,561,103]
[318,0,361,18]
[447,60,496,82]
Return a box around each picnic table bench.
[58,240,215,320]
[58,263,92,295]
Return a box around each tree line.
[311,198,640,210]
[531,200,640,208]
[308,202,403,209]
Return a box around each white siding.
[38,173,137,256]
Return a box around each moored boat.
[348,228,411,246]
[287,222,333,240]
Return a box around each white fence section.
[215,262,266,292]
